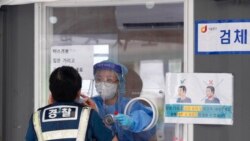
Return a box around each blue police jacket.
[25,102,114,141]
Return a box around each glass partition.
[42,2,185,141]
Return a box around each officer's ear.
[48,93,55,104]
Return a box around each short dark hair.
[207,86,215,94]
[49,66,82,102]
[179,85,186,92]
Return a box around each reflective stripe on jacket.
[33,105,91,141]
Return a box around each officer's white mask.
[75,96,84,104]
[95,82,118,100]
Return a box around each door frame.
[34,1,194,141]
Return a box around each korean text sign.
[195,19,250,54]
[165,73,233,125]
[51,45,94,79]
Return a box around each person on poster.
[176,85,192,103]
[205,86,220,104]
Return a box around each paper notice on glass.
[51,45,94,80]
[165,73,233,125]
[140,60,165,91]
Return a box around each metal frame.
[34,3,49,110]
[184,1,194,141]
[43,0,183,7]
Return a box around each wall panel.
[2,4,34,140]
[194,0,250,141]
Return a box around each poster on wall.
[195,19,250,54]
[164,73,233,125]
[51,45,94,79]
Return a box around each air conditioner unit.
[115,3,184,30]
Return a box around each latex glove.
[115,114,135,130]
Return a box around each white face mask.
[75,97,84,104]
[95,82,118,100]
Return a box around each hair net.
[94,60,128,95]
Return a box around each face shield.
[94,60,128,97]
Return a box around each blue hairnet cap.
[94,60,128,95]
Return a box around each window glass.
[47,3,184,141]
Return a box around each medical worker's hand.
[80,94,97,110]
[115,114,135,130]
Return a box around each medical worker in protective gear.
[92,60,155,141]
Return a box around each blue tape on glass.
[94,62,122,74]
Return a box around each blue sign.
[195,19,250,54]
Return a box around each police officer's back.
[25,66,115,141]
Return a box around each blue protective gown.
[92,96,156,141]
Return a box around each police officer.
[25,66,117,141]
